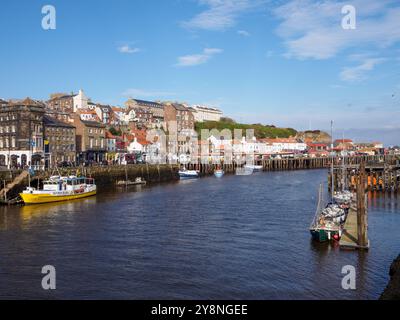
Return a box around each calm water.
[0,169,400,300]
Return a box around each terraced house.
[0,98,45,169]
[73,114,106,163]
[43,115,76,166]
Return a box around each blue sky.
[1,0,400,144]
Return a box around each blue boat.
[214,169,224,178]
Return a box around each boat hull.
[310,229,340,242]
[179,174,199,179]
[20,190,97,204]
[214,171,224,178]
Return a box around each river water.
[0,169,399,299]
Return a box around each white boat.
[236,166,254,176]
[244,164,263,172]
[178,169,199,179]
[214,169,224,178]
[20,175,97,204]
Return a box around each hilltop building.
[191,105,223,122]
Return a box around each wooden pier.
[339,202,369,250]
[331,155,400,192]
[339,162,370,250]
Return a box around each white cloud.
[122,88,175,98]
[176,48,223,67]
[237,30,250,36]
[273,0,400,60]
[118,45,140,54]
[182,0,264,31]
[340,57,386,82]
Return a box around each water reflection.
[0,170,399,299]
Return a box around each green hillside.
[195,118,297,139]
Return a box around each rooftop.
[43,115,75,128]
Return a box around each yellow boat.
[20,176,97,205]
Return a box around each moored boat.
[178,168,199,179]
[20,176,96,204]
[236,166,254,175]
[116,177,146,186]
[244,164,263,172]
[214,169,224,178]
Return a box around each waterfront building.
[334,139,354,151]
[127,136,150,154]
[43,115,76,166]
[259,138,307,153]
[307,143,329,157]
[73,114,106,163]
[191,105,223,122]
[0,98,45,169]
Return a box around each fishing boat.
[214,169,224,178]
[20,175,97,204]
[310,185,343,242]
[178,168,199,179]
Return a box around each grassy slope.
[195,120,297,139]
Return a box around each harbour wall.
[1,155,398,203]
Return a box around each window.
[11,137,15,148]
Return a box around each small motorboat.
[214,169,224,178]
[244,164,263,172]
[116,177,146,186]
[236,166,254,176]
[178,168,199,179]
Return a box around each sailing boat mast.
[342,131,346,191]
[330,120,334,202]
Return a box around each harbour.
[0,169,399,299]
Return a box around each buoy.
[333,234,340,241]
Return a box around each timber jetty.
[330,154,400,192]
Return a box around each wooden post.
[357,161,368,248]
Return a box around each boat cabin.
[43,176,95,192]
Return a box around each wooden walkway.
[339,202,370,250]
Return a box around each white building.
[111,107,126,125]
[258,138,307,154]
[78,110,99,122]
[127,137,146,153]
[73,89,89,112]
[191,105,223,122]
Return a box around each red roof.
[334,139,353,144]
